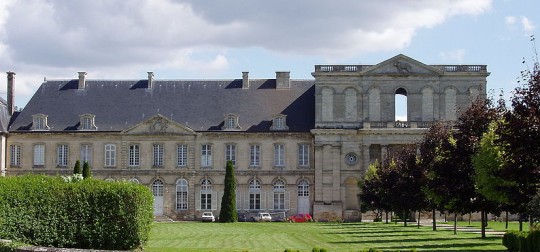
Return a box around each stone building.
[4,54,488,221]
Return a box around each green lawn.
[145,222,507,252]
[441,221,530,232]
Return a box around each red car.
[289,213,313,222]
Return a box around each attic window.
[32,114,50,130]
[271,114,289,131]
[79,114,97,130]
[222,114,241,131]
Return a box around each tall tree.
[418,121,454,231]
[219,161,237,222]
[497,46,540,229]
[359,160,390,221]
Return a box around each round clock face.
[345,152,358,165]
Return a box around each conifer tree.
[73,160,82,175]
[219,160,237,222]
[82,161,92,179]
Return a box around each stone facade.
[3,54,489,221]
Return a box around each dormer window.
[32,114,50,130]
[222,113,241,131]
[79,114,97,130]
[271,114,289,131]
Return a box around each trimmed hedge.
[503,230,540,252]
[0,175,153,250]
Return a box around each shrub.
[503,230,528,252]
[73,160,81,174]
[0,174,153,250]
[82,161,92,179]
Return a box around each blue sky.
[0,0,537,111]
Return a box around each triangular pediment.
[361,54,443,76]
[122,114,195,135]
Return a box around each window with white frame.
[274,144,285,167]
[249,179,261,210]
[10,145,21,166]
[104,144,116,167]
[57,144,69,167]
[152,180,164,197]
[298,144,310,167]
[225,144,236,166]
[271,114,289,130]
[33,144,45,166]
[176,179,188,210]
[128,178,140,184]
[79,114,97,130]
[250,144,260,167]
[177,144,188,167]
[153,144,164,167]
[200,179,212,210]
[298,180,309,197]
[32,114,49,130]
[273,179,285,210]
[201,144,212,167]
[128,144,140,166]
[222,114,241,130]
[80,144,92,165]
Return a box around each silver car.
[201,212,215,222]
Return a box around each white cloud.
[521,16,536,34]
[439,49,466,62]
[0,0,493,107]
[505,16,517,25]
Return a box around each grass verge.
[145,222,506,252]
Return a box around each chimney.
[78,72,87,89]
[147,72,154,89]
[242,72,249,89]
[276,71,290,89]
[6,71,15,116]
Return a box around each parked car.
[289,213,313,222]
[238,212,248,222]
[254,212,272,222]
[201,212,215,222]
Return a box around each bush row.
[0,175,154,250]
[503,230,540,252]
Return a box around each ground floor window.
[249,193,261,210]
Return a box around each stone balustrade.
[314,64,487,73]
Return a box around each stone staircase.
[154,215,174,222]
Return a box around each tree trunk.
[519,219,523,232]
[505,211,508,229]
[417,211,421,229]
[453,213,457,235]
[404,210,408,227]
[481,210,486,239]
[468,213,471,225]
[432,209,437,231]
[385,211,389,224]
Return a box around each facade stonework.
[3,54,488,221]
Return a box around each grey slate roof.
[9,79,315,132]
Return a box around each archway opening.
[395,88,407,121]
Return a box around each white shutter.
[212,191,218,210]
[285,192,290,210]
[195,187,201,210]
[245,191,250,210]
[261,192,266,210]
[269,192,274,210]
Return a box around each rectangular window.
[35,117,45,130]
[299,144,309,166]
[274,192,285,210]
[201,193,212,210]
[177,191,188,210]
[34,144,45,166]
[225,144,236,165]
[250,145,260,167]
[129,144,140,166]
[177,144,188,167]
[249,193,261,210]
[82,117,92,130]
[201,144,212,167]
[10,145,21,166]
[153,144,164,167]
[274,144,285,167]
[57,144,69,167]
[104,144,116,167]
[80,144,92,165]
